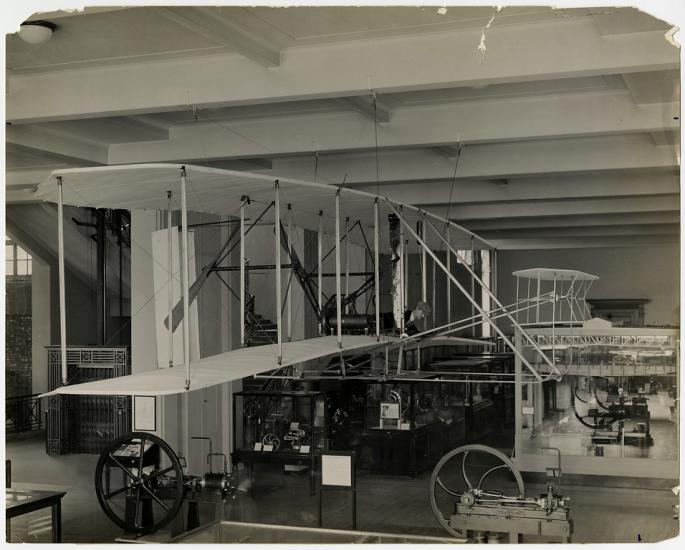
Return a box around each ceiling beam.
[105,96,678,165]
[622,70,679,104]
[490,234,679,250]
[112,116,170,140]
[334,96,391,123]
[153,6,281,68]
[479,223,679,240]
[270,135,675,184]
[424,194,679,220]
[352,171,679,206]
[462,211,681,231]
[6,125,107,165]
[7,18,677,123]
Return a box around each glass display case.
[513,325,679,479]
[358,381,465,476]
[232,390,327,495]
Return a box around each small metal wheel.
[429,444,525,539]
[572,392,617,429]
[95,432,184,535]
[243,399,262,420]
[262,433,281,451]
[389,388,409,415]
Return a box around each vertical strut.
[420,217,427,304]
[432,249,436,328]
[335,190,343,349]
[470,236,475,338]
[287,204,293,342]
[57,177,68,386]
[399,209,406,334]
[345,216,350,312]
[374,199,380,340]
[275,182,283,364]
[446,227,451,326]
[167,191,174,366]
[240,197,246,347]
[180,167,191,390]
[317,211,323,335]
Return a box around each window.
[5,241,32,277]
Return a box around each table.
[5,489,66,543]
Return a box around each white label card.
[263,444,274,452]
[522,406,535,415]
[133,396,156,431]
[321,454,352,487]
[254,443,263,451]
[300,445,310,454]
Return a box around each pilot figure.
[400,301,431,337]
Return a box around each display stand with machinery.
[94,432,237,536]
[429,444,571,543]
[232,390,327,495]
[572,380,653,451]
[510,268,678,479]
[359,381,451,477]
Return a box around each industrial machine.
[573,381,653,448]
[94,432,237,535]
[429,444,571,543]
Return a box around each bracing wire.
[442,143,463,237]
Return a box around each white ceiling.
[5,5,680,250]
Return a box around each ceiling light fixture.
[18,20,57,44]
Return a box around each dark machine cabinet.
[358,381,465,477]
[232,391,327,495]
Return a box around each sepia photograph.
[2,0,682,545]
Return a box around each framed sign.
[319,451,357,529]
[380,402,400,419]
[133,395,157,431]
[321,451,355,488]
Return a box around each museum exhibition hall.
[3,3,681,545]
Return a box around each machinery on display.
[572,378,653,449]
[94,432,237,535]
[429,444,571,543]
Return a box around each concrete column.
[31,257,51,395]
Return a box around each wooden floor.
[6,431,679,543]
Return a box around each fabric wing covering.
[34,163,493,251]
[41,336,393,397]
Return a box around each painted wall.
[496,244,680,327]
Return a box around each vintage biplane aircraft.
[34,163,596,536]
[36,163,579,399]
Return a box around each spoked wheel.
[429,444,525,538]
[95,432,184,535]
[571,392,616,429]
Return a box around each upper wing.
[35,163,493,251]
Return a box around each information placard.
[321,454,353,487]
[133,395,156,431]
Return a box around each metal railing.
[5,394,43,434]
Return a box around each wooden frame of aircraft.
[36,163,577,399]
